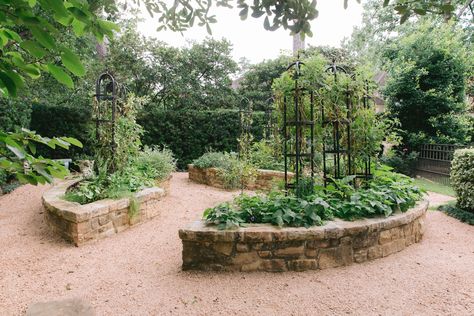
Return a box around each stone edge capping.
[179,200,429,272]
[42,177,169,246]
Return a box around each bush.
[380,150,418,176]
[139,109,266,169]
[192,152,232,169]
[450,148,474,212]
[193,151,257,189]
[249,139,284,171]
[135,146,177,182]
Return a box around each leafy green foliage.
[0,0,119,96]
[438,204,474,225]
[135,146,177,182]
[380,150,419,176]
[249,139,284,171]
[318,167,424,220]
[193,151,257,189]
[65,95,177,205]
[105,21,238,110]
[140,109,266,168]
[29,103,93,160]
[0,97,32,133]
[204,193,333,230]
[203,167,424,229]
[450,148,474,212]
[0,128,82,184]
[383,22,473,150]
[134,0,319,36]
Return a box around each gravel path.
[0,172,473,315]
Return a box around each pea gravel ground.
[0,172,473,315]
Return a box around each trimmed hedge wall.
[139,109,266,169]
[451,148,474,212]
[30,104,94,160]
[29,106,266,169]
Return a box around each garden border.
[42,177,170,246]
[179,200,429,272]
[188,164,293,190]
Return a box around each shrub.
[249,139,284,171]
[192,152,232,169]
[380,150,418,176]
[135,146,177,182]
[193,151,257,189]
[450,148,474,212]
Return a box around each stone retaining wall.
[188,164,294,191]
[43,177,170,246]
[179,200,428,272]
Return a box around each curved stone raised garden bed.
[179,200,429,272]
[43,177,170,246]
[188,164,294,191]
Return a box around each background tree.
[383,21,473,150]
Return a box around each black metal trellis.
[321,62,374,186]
[283,60,315,196]
[93,72,119,171]
[322,62,351,186]
[264,97,275,140]
[359,79,373,181]
[238,97,253,156]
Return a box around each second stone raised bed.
[188,164,294,191]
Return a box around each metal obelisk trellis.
[359,79,373,180]
[322,62,351,185]
[321,62,374,186]
[264,97,275,140]
[283,60,315,196]
[238,97,253,193]
[93,72,119,172]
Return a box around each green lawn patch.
[414,178,455,197]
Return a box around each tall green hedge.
[30,104,94,160]
[451,148,474,212]
[29,106,267,168]
[139,109,266,168]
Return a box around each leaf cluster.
[203,167,424,229]
[0,128,82,184]
[0,0,119,96]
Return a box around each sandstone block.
[273,246,304,258]
[260,259,287,272]
[236,243,249,252]
[367,246,382,260]
[213,242,233,256]
[289,259,318,271]
[354,249,368,263]
[379,230,392,244]
[319,246,353,269]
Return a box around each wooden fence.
[415,144,466,185]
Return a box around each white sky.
[137,0,363,64]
